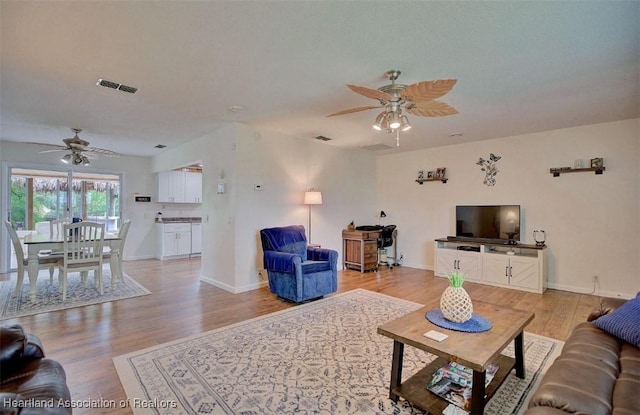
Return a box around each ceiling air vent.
[315,135,332,141]
[96,78,138,94]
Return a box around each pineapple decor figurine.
[440,271,473,323]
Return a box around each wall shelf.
[416,178,448,184]
[549,167,605,177]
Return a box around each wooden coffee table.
[377,301,534,415]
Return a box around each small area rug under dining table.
[0,266,150,320]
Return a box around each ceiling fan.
[30,128,122,166]
[328,70,458,146]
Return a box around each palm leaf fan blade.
[405,100,458,117]
[327,105,382,117]
[346,84,392,102]
[402,79,457,102]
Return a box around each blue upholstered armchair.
[260,225,338,303]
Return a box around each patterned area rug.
[114,289,562,415]
[0,266,150,320]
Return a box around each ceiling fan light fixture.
[72,154,84,165]
[330,70,458,147]
[61,154,72,164]
[81,155,91,166]
[388,111,401,130]
[400,115,412,131]
[372,112,387,131]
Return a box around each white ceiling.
[1,1,638,158]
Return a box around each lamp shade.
[400,115,412,131]
[372,112,387,131]
[304,190,323,205]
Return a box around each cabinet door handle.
[505,266,509,277]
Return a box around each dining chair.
[4,221,61,297]
[50,218,70,239]
[57,221,105,300]
[102,219,131,287]
[44,218,70,280]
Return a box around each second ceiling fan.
[31,128,122,166]
[328,70,458,145]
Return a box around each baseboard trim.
[200,276,268,294]
[546,282,633,300]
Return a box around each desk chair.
[377,225,397,268]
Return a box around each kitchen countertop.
[156,217,201,223]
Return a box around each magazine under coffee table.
[377,301,535,415]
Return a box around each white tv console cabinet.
[435,238,547,294]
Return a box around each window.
[7,167,122,270]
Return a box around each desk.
[23,233,121,299]
[342,230,381,272]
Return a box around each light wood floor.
[1,259,604,414]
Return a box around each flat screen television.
[455,205,521,244]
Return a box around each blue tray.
[425,309,492,333]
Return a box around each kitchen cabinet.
[191,223,202,255]
[184,172,202,203]
[156,223,191,259]
[157,170,202,203]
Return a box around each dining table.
[22,232,121,299]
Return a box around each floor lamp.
[304,188,322,243]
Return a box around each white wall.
[377,119,640,298]
[5,119,636,298]
[152,123,378,293]
[0,140,158,272]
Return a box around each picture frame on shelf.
[435,167,446,179]
[590,157,604,168]
[427,171,435,179]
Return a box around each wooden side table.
[342,230,380,272]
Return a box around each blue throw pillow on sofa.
[592,294,640,347]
